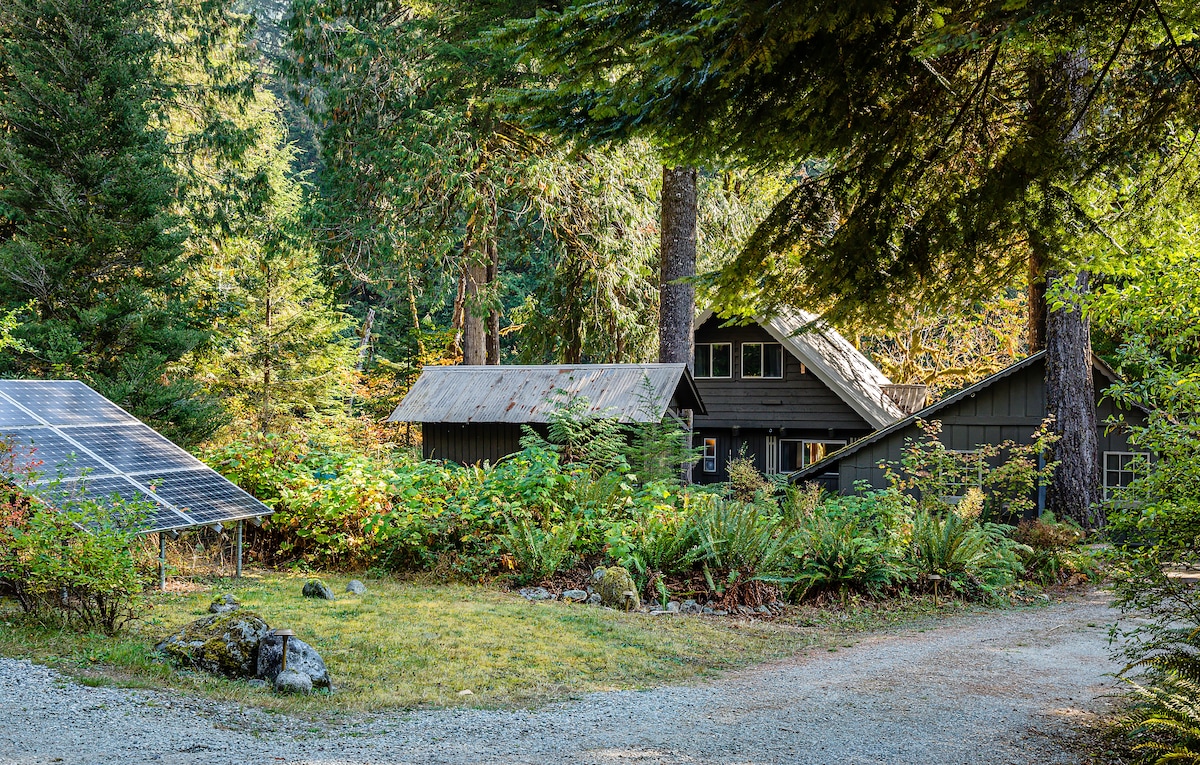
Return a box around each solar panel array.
[0,380,272,533]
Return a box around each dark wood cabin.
[387,364,705,465]
[788,351,1148,512]
[691,309,912,484]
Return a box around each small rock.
[274,668,312,695]
[756,605,771,615]
[302,579,336,600]
[346,580,367,595]
[587,593,602,606]
[457,689,474,696]
[257,634,334,691]
[701,606,714,615]
[590,567,607,583]
[247,679,267,689]
[1038,593,1051,602]
[585,586,594,595]
[736,605,753,616]
[561,589,588,603]
[680,599,701,615]
[666,601,680,613]
[208,594,240,614]
[518,587,556,601]
[713,610,728,616]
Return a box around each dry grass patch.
[0,571,830,713]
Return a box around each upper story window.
[694,343,732,378]
[741,342,784,379]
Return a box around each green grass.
[0,572,977,715]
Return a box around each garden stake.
[274,629,295,671]
[929,574,942,607]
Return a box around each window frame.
[741,342,784,379]
[1104,451,1149,502]
[702,437,718,473]
[778,438,846,473]
[694,343,733,379]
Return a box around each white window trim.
[779,438,846,472]
[1104,451,1149,501]
[740,342,784,379]
[765,435,779,474]
[695,343,733,379]
[702,437,718,473]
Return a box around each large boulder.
[156,612,270,678]
[596,567,641,611]
[257,633,333,691]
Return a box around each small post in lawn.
[158,532,166,591]
[235,520,244,579]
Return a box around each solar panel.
[0,380,272,533]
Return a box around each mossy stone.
[156,611,270,678]
[596,567,641,611]
[302,579,335,600]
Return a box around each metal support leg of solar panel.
[0,380,272,587]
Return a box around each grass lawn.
[0,571,971,715]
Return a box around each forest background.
[0,0,1036,452]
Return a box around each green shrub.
[0,498,150,634]
[498,516,579,584]
[906,505,1027,598]
[605,486,705,580]
[789,514,911,601]
[1012,512,1098,585]
[694,498,797,601]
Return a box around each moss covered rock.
[302,579,335,600]
[156,611,270,678]
[596,567,640,611]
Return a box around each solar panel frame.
[0,380,272,533]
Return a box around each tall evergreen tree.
[0,0,262,444]
[501,0,1200,525]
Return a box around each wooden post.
[159,532,166,591]
[235,520,243,579]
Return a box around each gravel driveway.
[0,590,1119,765]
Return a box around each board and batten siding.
[422,423,527,465]
[826,361,1145,494]
[692,317,873,432]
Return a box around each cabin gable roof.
[696,308,905,429]
[387,363,705,424]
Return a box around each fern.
[498,516,578,584]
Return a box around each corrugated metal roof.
[387,364,706,424]
[696,308,906,429]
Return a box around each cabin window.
[1104,451,1149,501]
[940,450,984,501]
[694,343,732,378]
[779,439,845,472]
[741,342,783,379]
[702,437,718,473]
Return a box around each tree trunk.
[486,239,500,365]
[660,165,697,484]
[462,262,487,365]
[1044,270,1100,527]
[659,165,697,368]
[1027,247,1047,352]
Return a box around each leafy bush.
[498,516,579,584]
[1012,511,1097,585]
[906,503,1027,599]
[0,498,150,634]
[788,513,911,601]
[606,485,705,580]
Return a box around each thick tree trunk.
[660,165,697,484]
[659,165,697,368]
[1045,270,1100,527]
[462,262,487,365]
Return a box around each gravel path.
[0,591,1120,765]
